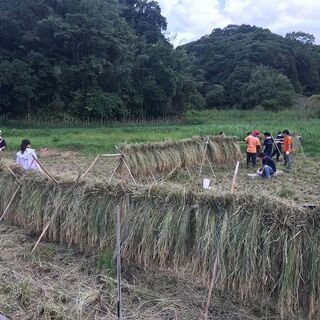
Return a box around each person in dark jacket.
[263,132,273,157]
[258,153,276,178]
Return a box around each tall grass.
[0,170,319,318]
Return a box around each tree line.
[0,1,320,119]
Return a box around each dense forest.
[181,25,320,110]
[0,0,203,119]
[0,1,320,119]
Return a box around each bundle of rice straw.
[0,171,319,319]
[118,135,241,178]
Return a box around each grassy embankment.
[1,109,319,156]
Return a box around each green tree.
[241,66,295,110]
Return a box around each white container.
[203,178,210,189]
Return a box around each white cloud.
[157,0,320,46]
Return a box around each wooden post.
[0,185,21,222]
[203,256,219,320]
[31,221,51,253]
[231,161,240,194]
[108,160,122,182]
[32,156,58,184]
[199,138,209,177]
[121,157,137,185]
[116,205,122,320]
[81,154,100,179]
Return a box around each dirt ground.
[0,224,280,320]
[0,149,318,319]
[1,150,319,205]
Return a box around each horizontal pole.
[100,153,122,157]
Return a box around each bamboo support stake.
[81,154,100,179]
[116,205,123,320]
[0,185,21,222]
[203,256,219,320]
[31,221,51,253]
[3,163,17,178]
[231,161,240,194]
[121,157,137,185]
[32,156,58,184]
[108,160,122,182]
[199,138,209,177]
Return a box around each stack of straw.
[118,136,241,178]
[0,171,319,319]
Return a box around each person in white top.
[16,139,40,171]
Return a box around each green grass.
[1,109,319,156]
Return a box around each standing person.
[16,139,40,170]
[271,131,284,161]
[263,132,273,157]
[258,153,276,178]
[245,130,261,168]
[282,129,293,170]
[0,130,7,152]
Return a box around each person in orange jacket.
[282,129,293,170]
[245,130,261,168]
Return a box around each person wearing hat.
[245,130,261,168]
[0,130,7,152]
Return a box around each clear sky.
[157,0,320,46]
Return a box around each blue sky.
[157,0,320,46]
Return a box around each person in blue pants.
[258,153,277,178]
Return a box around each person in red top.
[283,129,293,170]
[245,130,261,168]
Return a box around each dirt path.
[0,223,280,320]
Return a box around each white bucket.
[203,178,210,189]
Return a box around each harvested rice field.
[0,224,280,320]
[0,138,319,320]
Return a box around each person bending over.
[258,153,276,178]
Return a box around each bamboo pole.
[199,138,209,177]
[203,256,219,320]
[100,153,122,157]
[121,157,137,185]
[116,205,122,320]
[231,161,240,194]
[31,221,51,253]
[3,163,17,178]
[32,156,59,184]
[81,154,100,179]
[271,134,283,161]
[0,185,21,222]
[108,160,122,182]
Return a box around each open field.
[0,110,319,319]
[1,110,320,156]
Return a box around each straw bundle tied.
[0,171,319,319]
[118,136,241,178]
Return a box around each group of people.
[0,131,39,170]
[245,129,293,178]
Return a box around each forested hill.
[180,25,320,110]
[0,0,203,119]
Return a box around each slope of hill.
[0,0,202,119]
[180,24,320,109]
